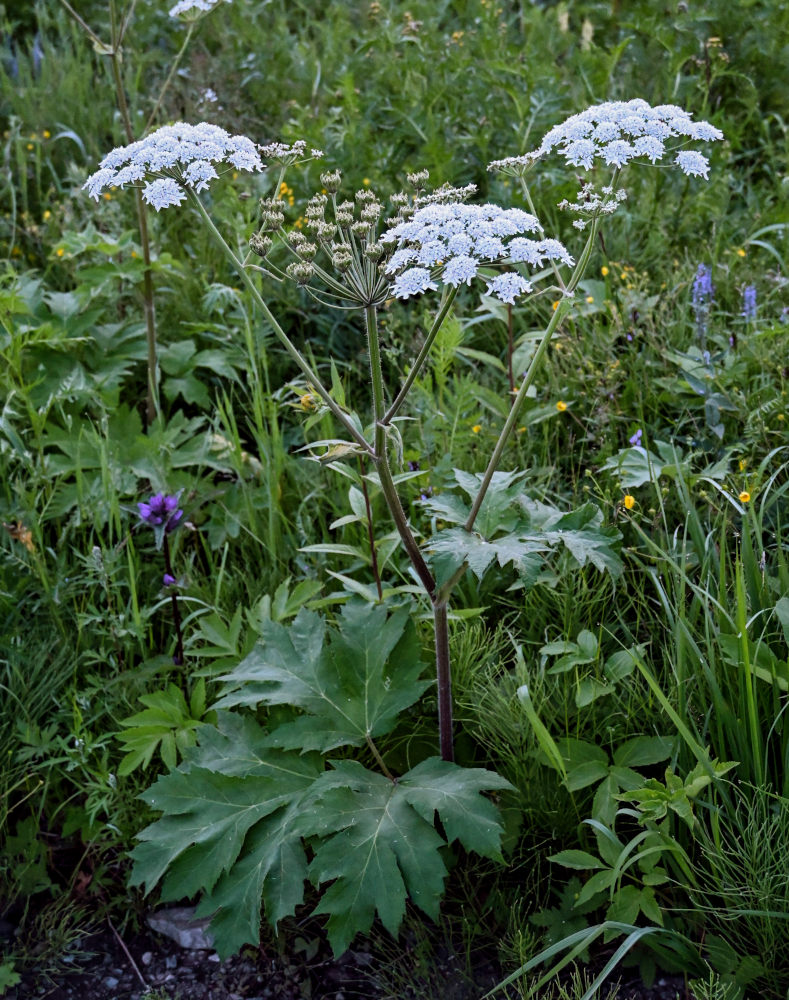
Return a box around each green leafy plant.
[115,678,216,775]
[130,601,512,955]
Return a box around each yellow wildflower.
[736,248,746,258]
[623,494,636,510]
[738,458,747,471]
[471,424,482,434]
[300,393,317,411]
[556,400,567,412]
[552,300,560,310]
[56,247,65,257]
[585,295,594,303]
[43,210,51,221]
[739,491,751,503]
[601,266,609,276]
[43,130,51,139]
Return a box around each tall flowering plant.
[84,100,723,955]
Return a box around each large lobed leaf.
[421,471,622,587]
[300,758,513,954]
[215,601,431,752]
[129,713,321,956]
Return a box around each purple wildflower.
[629,428,643,447]
[138,493,184,533]
[692,263,715,347]
[163,573,177,587]
[742,284,757,322]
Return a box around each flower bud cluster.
[558,183,628,229]
[249,233,272,257]
[259,139,324,166]
[286,261,314,285]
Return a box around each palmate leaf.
[428,527,546,587]
[423,483,622,588]
[300,758,513,954]
[215,602,431,752]
[129,713,322,956]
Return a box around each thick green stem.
[433,602,453,762]
[191,193,373,455]
[366,306,453,760]
[383,285,458,425]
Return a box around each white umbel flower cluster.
[169,0,230,20]
[489,99,723,178]
[382,202,572,302]
[83,122,263,210]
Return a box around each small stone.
[147,906,215,950]
[165,955,178,969]
[208,952,221,963]
[103,977,119,989]
[141,951,153,966]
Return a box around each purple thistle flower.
[138,492,184,533]
[742,284,757,322]
[629,428,643,447]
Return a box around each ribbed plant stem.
[366,307,454,761]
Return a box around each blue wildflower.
[742,284,757,322]
[629,428,643,446]
[138,493,184,534]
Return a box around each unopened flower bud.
[365,242,384,262]
[286,261,314,285]
[314,221,337,241]
[288,230,307,247]
[360,203,382,223]
[261,209,284,231]
[407,169,429,188]
[249,233,272,257]
[320,169,342,193]
[336,208,354,227]
[355,188,377,203]
[390,192,409,207]
[351,221,370,239]
[332,247,353,272]
[296,241,317,260]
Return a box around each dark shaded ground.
[10,919,691,1000]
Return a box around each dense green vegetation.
[1,1,788,996]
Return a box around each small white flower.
[675,150,710,178]
[602,140,635,168]
[392,267,438,299]
[142,178,187,211]
[486,273,532,303]
[169,0,230,19]
[183,159,218,192]
[443,254,478,287]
